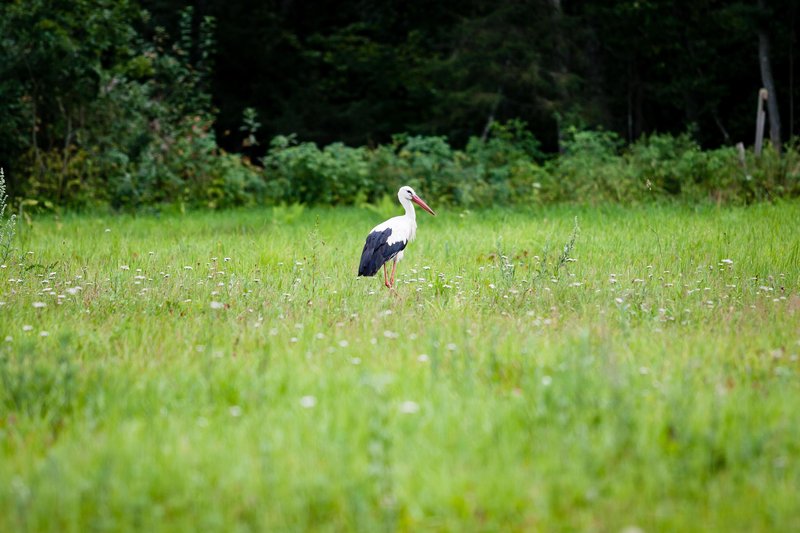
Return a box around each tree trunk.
[758,2,782,153]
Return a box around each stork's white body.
[368,211,417,264]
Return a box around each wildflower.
[210,301,224,309]
[229,406,242,417]
[32,301,46,308]
[40,331,49,337]
[446,343,457,351]
[338,340,349,348]
[299,395,317,409]
[721,259,733,265]
[4,336,12,342]
[22,325,33,332]
[417,354,430,362]
[399,401,420,414]
[541,375,553,386]
[351,357,361,365]
[120,265,130,271]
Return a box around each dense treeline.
[152,0,800,150]
[0,0,798,209]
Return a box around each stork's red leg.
[389,258,398,288]
[383,263,391,288]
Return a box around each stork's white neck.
[400,196,416,220]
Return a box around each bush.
[262,136,370,205]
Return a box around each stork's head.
[398,186,436,216]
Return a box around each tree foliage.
[0,0,798,209]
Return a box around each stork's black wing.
[358,228,407,276]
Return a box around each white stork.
[358,186,436,288]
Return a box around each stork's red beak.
[412,194,436,216]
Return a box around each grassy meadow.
[1,201,799,532]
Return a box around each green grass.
[1,202,799,532]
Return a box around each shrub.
[1,167,17,263]
[263,136,371,205]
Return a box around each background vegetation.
[1,1,799,210]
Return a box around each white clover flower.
[299,395,317,409]
[22,325,33,332]
[120,265,130,271]
[32,301,46,308]
[210,301,224,309]
[399,401,420,414]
